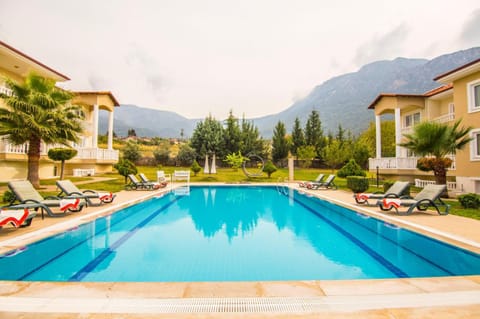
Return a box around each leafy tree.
[47,148,78,180]
[290,117,305,156]
[114,158,137,183]
[0,73,84,188]
[190,114,224,158]
[153,147,170,165]
[223,110,241,156]
[224,152,247,170]
[176,144,196,166]
[123,140,141,163]
[297,145,316,168]
[240,116,263,156]
[358,120,395,158]
[191,159,201,176]
[127,128,137,137]
[263,160,277,178]
[399,120,471,185]
[322,140,346,171]
[352,140,371,169]
[304,110,324,157]
[336,124,346,145]
[271,121,289,163]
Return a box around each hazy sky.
[1,0,479,119]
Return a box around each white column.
[107,110,114,150]
[375,115,382,158]
[211,153,217,174]
[203,154,209,174]
[394,108,402,157]
[288,155,294,182]
[92,104,99,148]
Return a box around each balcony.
[431,112,455,124]
[0,139,118,161]
[369,156,456,170]
[0,85,13,96]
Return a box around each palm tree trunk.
[60,160,65,180]
[27,137,41,188]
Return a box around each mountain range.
[100,47,480,138]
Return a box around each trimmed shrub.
[191,160,201,176]
[2,190,15,204]
[337,159,366,178]
[346,176,369,193]
[263,160,277,178]
[458,193,480,209]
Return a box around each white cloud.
[0,0,478,119]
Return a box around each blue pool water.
[1,186,479,282]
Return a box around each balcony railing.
[431,113,455,124]
[75,148,119,161]
[0,85,13,96]
[369,156,456,170]
[0,139,118,161]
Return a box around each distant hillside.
[100,47,480,138]
[99,105,201,138]
[252,47,480,137]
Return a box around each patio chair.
[299,174,325,188]
[139,173,167,188]
[157,170,171,184]
[307,174,337,190]
[354,181,410,205]
[8,180,85,219]
[56,180,116,207]
[0,207,36,228]
[126,174,158,190]
[376,184,449,215]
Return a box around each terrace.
[0,181,479,317]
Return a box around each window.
[471,130,480,160]
[405,112,420,128]
[467,80,480,112]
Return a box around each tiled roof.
[0,40,70,81]
[423,83,453,97]
[434,58,480,81]
[74,91,120,106]
[367,93,423,109]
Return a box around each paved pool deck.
[0,183,479,318]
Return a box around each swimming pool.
[1,185,479,282]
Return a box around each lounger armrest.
[384,193,400,198]
[65,191,85,197]
[82,190,97,194]
[20,199,42,205]
[44,195,62,200]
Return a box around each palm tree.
[399,120,472,185]
[0,73,84,188]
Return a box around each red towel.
[356,193,370,201]
[60,198,80,211]
[382,198,401,209]
[98,192,113,201]
[0,208,30,228]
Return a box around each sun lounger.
[139,173,167,188]
[126,174,159,190]
[307,174,337,190]
[0,207,36,228]
[299,174,325,188]
[8,180,85,219]
[377,184,449,215]
[56,179,116,207]
[354,181,410,205]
